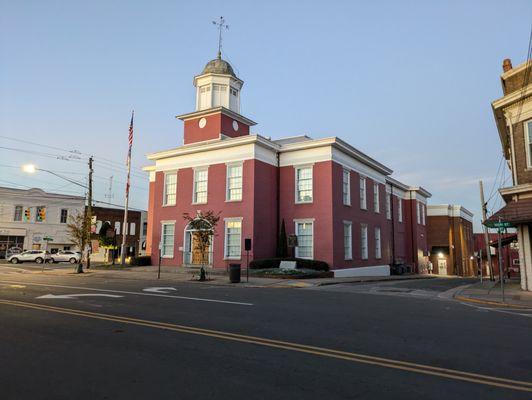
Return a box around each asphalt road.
[0,267,531,400]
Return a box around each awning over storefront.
[489,233,518,248]
[486,198,532,226]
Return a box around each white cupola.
[193,53,243,114]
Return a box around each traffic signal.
[36,206,46,222]
[23,208,31,222]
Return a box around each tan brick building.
[427,205,475,276]
[490,58,532,291]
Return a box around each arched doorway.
[183,219,213,267]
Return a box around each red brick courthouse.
[144,54,431,277]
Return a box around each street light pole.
[86,156,93,270]
[22,162,92,274]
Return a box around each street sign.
[484,220,513,229]
[43,236,53,242]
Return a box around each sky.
[1,0,531,230]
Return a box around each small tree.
[183,210,220,281]
[276,219,288,258]
[98,221,117,263]
[66,212,88,273]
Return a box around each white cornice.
[499,183,532,197]
[146,134,278,161]
[427,204,473,222]
[500,60,531,80]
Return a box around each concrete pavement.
[0,270,531,399]
[455,280,532,309]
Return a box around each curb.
[454,295,532,310]
[314,275,436,287]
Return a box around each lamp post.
[22,161,93,273]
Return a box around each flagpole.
[120,110,134,266]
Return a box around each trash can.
[229,263,241,283]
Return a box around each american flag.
[126,110,134,196]
[128,110,134,154]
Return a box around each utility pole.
[498,217,505,302]
[87,156,93,270]
[479,180,494,281]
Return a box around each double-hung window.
[375,227,381,259]
[421,204,426,225]
[295,220,313,259]
[193,168,208,204]
[295,166,313,203]
[163,172,177,206]
[360,177,367,210]
[417,202,421,224]
[60,209,68,223]
[342,169,350,205]
[397,198,403,222]
[129,222,136,236]
[344,221,352,260]
[526,120,532,168]
[386,193,391,220]
[198,85,211,110]
[224,218,242,259]
[212,84,227,108]
[373,183,380,213]
[361,224,368,260]
[226,164,243,201]
[13,205,23,222]
[161,222,175,257]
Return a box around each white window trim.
[294,218,315,259]
[343,169,351,206]
[525,120,532,168]
[360,176,367,210]
[361,223,368,260]
[223,217,243,260]
[343,220,352,260]
[294,165,313,204]
[374,183,380,213]
[417,202,421,224]
[225,162,243,202]
[397,197,403,223]
[160,221,176,258]
[162,171,177,206]
[192,167,208,205]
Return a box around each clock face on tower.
[198,118,207,128]
[232,120,239,131]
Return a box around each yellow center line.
[1,299,531,393]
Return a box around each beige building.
[490,58,532,291]
[0,186,85,258]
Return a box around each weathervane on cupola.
[212,16,229,59]
[176,17,256,145]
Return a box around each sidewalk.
[454,280,532,309]
[7,263,436,288]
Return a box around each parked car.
[8,250,51,264]
[50,250,81,264]
[5,246,22,259]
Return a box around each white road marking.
[143,287,177,294]
[0,280,253,306]
[37,293,123,300]
[459,301,532,318]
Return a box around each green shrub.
[130,255,151,266]
[249,257,329,271]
